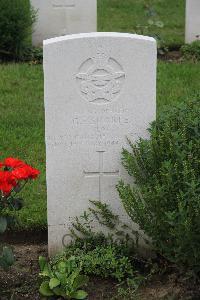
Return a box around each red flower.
[12,165,40,180]
[0,171,17,195]
[3,157,26,169]
[0,157,40,196]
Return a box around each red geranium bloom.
[12,165,40,180]
[4,157,26,169]
[0,171,17,195]
[0,157,40,196]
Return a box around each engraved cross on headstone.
[84,151,120,201]
[52,0,75,35]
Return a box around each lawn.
[0,60,200,230]
[0,64,46,229]
[98,0,185,47]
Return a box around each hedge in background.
[117,98,200,273]
[0,0,35,60]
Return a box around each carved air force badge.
[76,48,125,104]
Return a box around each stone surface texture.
[185,0,200,43]
[31,0,97,46]
[44,32,157,256]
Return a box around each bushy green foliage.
[68,200,139,251]
[56,244,137,283]
[39,256,88,299]
[0,0,36,60]
[52,201,146,288]
[117,99,200,272]
[181,41,200,61]
[23,46,43,64]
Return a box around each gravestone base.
[185,0,200,43]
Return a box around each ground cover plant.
[60,201,140,283]
[181,40,200,62]
[117,98,200,273]
[42,201,148,299]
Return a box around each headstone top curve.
[43,32,156,46]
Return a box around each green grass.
[0,64,46,229]
[98,0,185,47]
[157,61,200,110]
[0,61,200,229]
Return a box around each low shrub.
[55,244,137,283]
[67,200,139,252]
[51,241,147,299]
[117,98,200,273]
[51,201,147,291]
[0,0,36,60]
[181,41,200,61]
[22,46,43,64]
[42,201,149,299]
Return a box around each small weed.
[181,41,200,62]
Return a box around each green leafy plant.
[117,98,200,273]
[55,244,141,283]
[181,41,200,61]
[22,46,43,64]
[0,0,36,60]
[47,201,150,300]
[67,200,139,251]
[0,157,40,270]
[39,256,88,299]
[53,201,147,286]
[0,246,15,271]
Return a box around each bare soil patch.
[0,243,199,300]
[0,244,117,300]
[159,50,182,62]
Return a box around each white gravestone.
[185,0,200,43]
[44,32,157,256]
[31,0,97,46]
